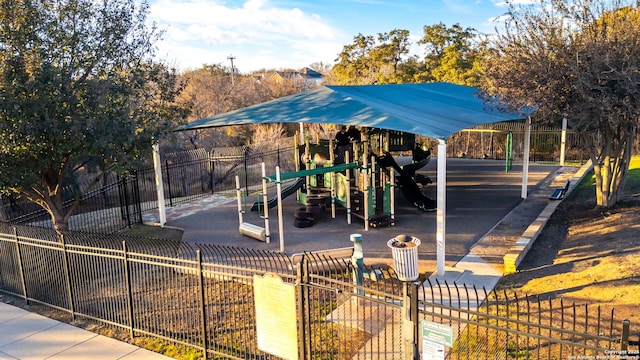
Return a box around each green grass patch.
[572,155,640,200]
[626,155,640,195]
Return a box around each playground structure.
[235,127,437,247]
[375,145,436,212]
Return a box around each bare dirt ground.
[496,172,640,328]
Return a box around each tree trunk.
[585,130,634,209]
[43,196,69,239]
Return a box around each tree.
[251,123,286,145]
[483,0,640,208]
[373,29,413,83]
[176,64,318,151]
[0,0,190,234]
[332,33,377,85]
[418,22,483,85]
[331,30,420,85]
[175,64,239,150]
[330,25,484,86]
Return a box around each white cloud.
[148,0,342,71]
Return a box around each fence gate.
[117,175,142,228]
[296,257,405,360]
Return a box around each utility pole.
[227,54,236,85]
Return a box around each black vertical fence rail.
[0,128,594,235]
[0,224,637,359]
[0,142,296,235]
[417,281,637,359]
[445,123,589,163]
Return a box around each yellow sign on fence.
[254,273,298,360]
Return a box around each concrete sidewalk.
[0,302,172,360]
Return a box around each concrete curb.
[503,161,593,274]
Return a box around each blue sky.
[148,0,513,73]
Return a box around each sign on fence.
[254,273,298,360]
[421,320,454,347]
[421,320,454,360]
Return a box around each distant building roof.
[254,68,324,85]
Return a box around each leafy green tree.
[0,0,189,234]
[331,24,483,86]
[372,29,414,83]
[331,30,418,85]
[332,33,377,85]
[418,22,482,85]
[483,0,640,208]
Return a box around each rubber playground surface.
[164,158,561,273]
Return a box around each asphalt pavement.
[164,158,567,272]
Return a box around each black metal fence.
[0,139,297,234]
[0,127,593,235]
[0,223,636,359]
[418,279,636,359]
[0,175,143,234]
[446,122,589,164]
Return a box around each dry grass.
[497,158,640,327]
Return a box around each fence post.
[296,258,308,360]
[122,178,132,228]
[621,319,630,350]
[209,156,215,194]
[402,281,420,360]
[59,234,75,319]
[12,227,28,303]
[197,250,209,359]
[165,160,173,207]
[122,241,135,340]
[132,174,142,224]
[244,147,249,198]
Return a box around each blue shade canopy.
[177,83,532,140]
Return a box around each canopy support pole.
[261,162,271,243]
[560,117,567,166]
[436,139,447,277]
[152,143,166,227]
[521,116,532,199]
[276,166,285,252]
